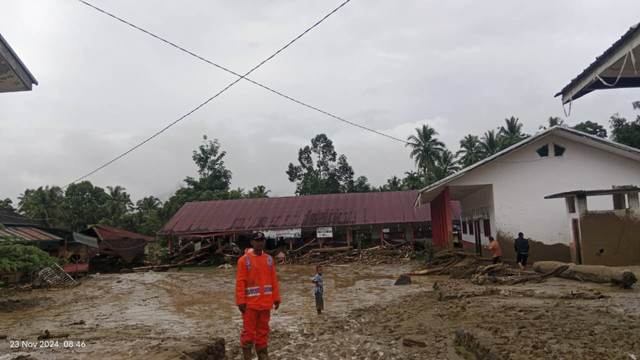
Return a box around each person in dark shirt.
[514,232,530,270]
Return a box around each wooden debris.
[281,244,414,265]
[533,261,637,288]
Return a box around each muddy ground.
[1,262,639,360]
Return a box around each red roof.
[158,190,460,236]
[92,225,156,242]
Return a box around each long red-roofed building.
[159,190,460,248]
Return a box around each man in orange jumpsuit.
[236,232,281,360]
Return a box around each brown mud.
[1,264,639,359]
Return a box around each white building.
[416,126,640,262]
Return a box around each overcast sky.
[1,0,639,206]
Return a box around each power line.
[75,0,409,141]
[66,0,359,187]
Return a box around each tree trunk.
[533,261,637,288]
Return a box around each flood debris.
[533,261,638,288]
[470,263,569,286]
[35,264,78,288]
[281,243,414,265]
[402,336,426,347]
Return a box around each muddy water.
[0,263,430,359]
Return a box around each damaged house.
[159,190,460,251]
[415,126,640,263]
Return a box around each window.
[468,221,474,235]
[613,193,627,210]
[483,219,491,237]
[554,144,565,156]
[462,221,467,234]
[536,144,549,157]
[566,196,576,213]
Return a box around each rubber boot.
[242,342,254,360]
[256,347,271,360]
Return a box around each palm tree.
[428,150,461,184]
[136,196,162,213]
[381,176,403,192]
[104,185,133,223]
[247,185,271,198]
[18,186,66,228]
[456,134,483,168]
[402,171,425,190]
[499,116,526,149]
[539,116,565,131]
[406,124,445,176]
[480,130,501,158]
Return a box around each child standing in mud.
[312,265,324,314]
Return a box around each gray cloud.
[1,0,639,205]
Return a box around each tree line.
[2,102,639,237]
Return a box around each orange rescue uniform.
[236,252,281,349]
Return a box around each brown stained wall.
[579,211,640,266]
[496,231,571,263]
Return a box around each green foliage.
[18,185,66,228]
[286,134,369,195]
[499,116,529,149]
[573,120,607,138]
[0,243,58,274]
[0,198,15,211]
[405,125,445,176]
[610,103,640,149]
[456,134,484,168]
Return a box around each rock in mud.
[394,275,412,285]
[187,337,226,360]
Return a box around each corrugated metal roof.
[90,225,157,241]
[159,190,460,236]
[555,23,640,103]
[0,226,61,242]
[0,209,40,227]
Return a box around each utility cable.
[66,0,361,187]
[76,0,408,143]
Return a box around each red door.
[474,221,481,255]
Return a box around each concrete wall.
[448,133,640,262]
[579,210,640,266]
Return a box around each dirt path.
[1,264,639,359]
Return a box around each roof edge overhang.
[0,33,38,92]
[545,186,640,199]
[556,23,640,104]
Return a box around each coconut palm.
[18,186,66,228]
[247,185,271,198]
[428,150,461,184]
[406,124,445,176]
[456,134,484,168]
[480,130,501,158]
[136,196,162,213]
[499,116,526,149]
[539,116,565,131]
[104,185,133,223]
[402,171,425,190]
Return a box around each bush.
[0,243,58,274]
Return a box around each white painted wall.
[449,133,640,245]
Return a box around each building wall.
[579,210,640,266]
[449,133,640,262]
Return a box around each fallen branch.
[533,261,637,288]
